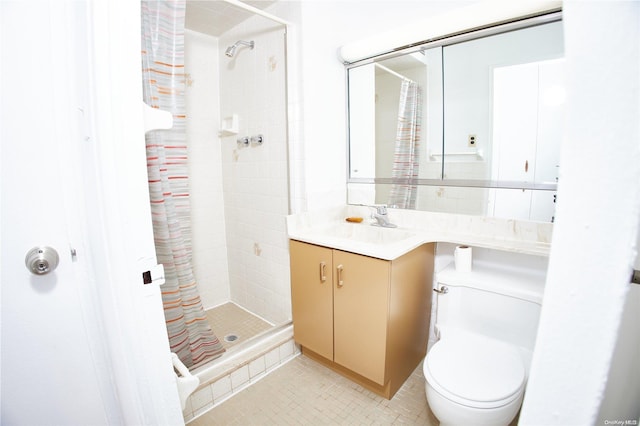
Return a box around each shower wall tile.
[230,365,250,390]
[249,357,266,380]
[182,398,194,423]
[191,386,214,414]
[184,337,301,423]
[279,339,296,360]
[219,13,292,325]
[211,375,232,401]
[185,29,231,309]
[185,2,301,324]
[265,347,280,371]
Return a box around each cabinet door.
[333,250,390,385]
[289,241,334,360]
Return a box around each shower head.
[225,40,255,57]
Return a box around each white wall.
[294,1,466,211]
[519,1,640,423]
[597,284,640,423]
[291,1,505,218]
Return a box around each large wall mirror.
[346,13,564,222]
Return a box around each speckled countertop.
[287,205,553,260]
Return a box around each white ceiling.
[186,0,277,37]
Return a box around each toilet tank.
[435,260,546,353]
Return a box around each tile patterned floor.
[189,354,439,425]
[205,303,274,350]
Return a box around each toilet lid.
[425,335,525,406]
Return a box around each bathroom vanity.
[289,239,434,399]
[287,205,552,399]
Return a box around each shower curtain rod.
[222,0,291,26]
[375,63,415,83]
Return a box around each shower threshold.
[189,322,295,395]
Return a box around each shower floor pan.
[205,302,273,351]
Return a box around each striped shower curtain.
[141,0,225,368]
[388,80,422,209]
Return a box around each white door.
[1,2,182,425]
[1,3,115,424]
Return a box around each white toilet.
[423,263,544,426]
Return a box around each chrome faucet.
[368,205,397,228]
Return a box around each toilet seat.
[424,334,526,409]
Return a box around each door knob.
[25,246,59,275]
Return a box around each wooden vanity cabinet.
[289,242,334,360]
[289,239,434,399]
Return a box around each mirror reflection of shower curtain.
[388,80,422,209]
[141,0,224,368]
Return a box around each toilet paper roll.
[454,245,472,273]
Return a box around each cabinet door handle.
[337,264,344,287]
[319,262,327,283]
[525,160,529,173]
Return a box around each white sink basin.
[317,223,416,245]
[288,219,424,260]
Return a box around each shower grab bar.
[171,353,200,410]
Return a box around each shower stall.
[186,0,290,330]
[184,0,291,352]
[143,0,294,392]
